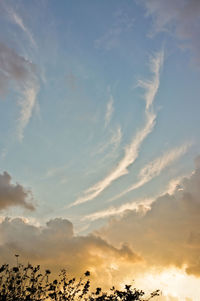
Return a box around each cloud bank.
[0,171,34,211]
[72,51,164,207]
[98,157,200,277]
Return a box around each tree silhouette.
[0,263,160,300]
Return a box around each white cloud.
[110,126,122,149]
[85,198,152,221]
[71,51,163,207]
[162,174,192,196]
[85,164,191,222]
[138,51,164,111]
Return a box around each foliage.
[0,262,160,301]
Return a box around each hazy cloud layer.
[72,51,163,207]
[0,42,39,140]
[141,0,200,64]
[0,217,140,287]
[98,158,200,276]
[0,171,34,211]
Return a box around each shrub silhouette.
[0,262,160,300]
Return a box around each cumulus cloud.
[141,0,200,64]
[0,42,39,140]
[0,171,34,211]
[72,51,163,207]
[0,217,141,287]
[98,157,200,277]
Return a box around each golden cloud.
[0,217,141,288]
[97,157,200,276]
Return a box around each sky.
[0,0,200,300]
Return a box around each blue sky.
[1,0,199,223]
[0,1,200,299]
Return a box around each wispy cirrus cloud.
[108,126,122,153]
[71,51,164,207]
[17,83,39,141]
[0,42,39,141]
[85,198,152,221]
[92,94,120,157]
[0,4,39,141]
[45,165,68,179]
[85,158,191,222]
[44,164,69,185]
[109,142,191,203]
[5,4,37,49]
[94,126,122,156]
[105,95,114,128]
